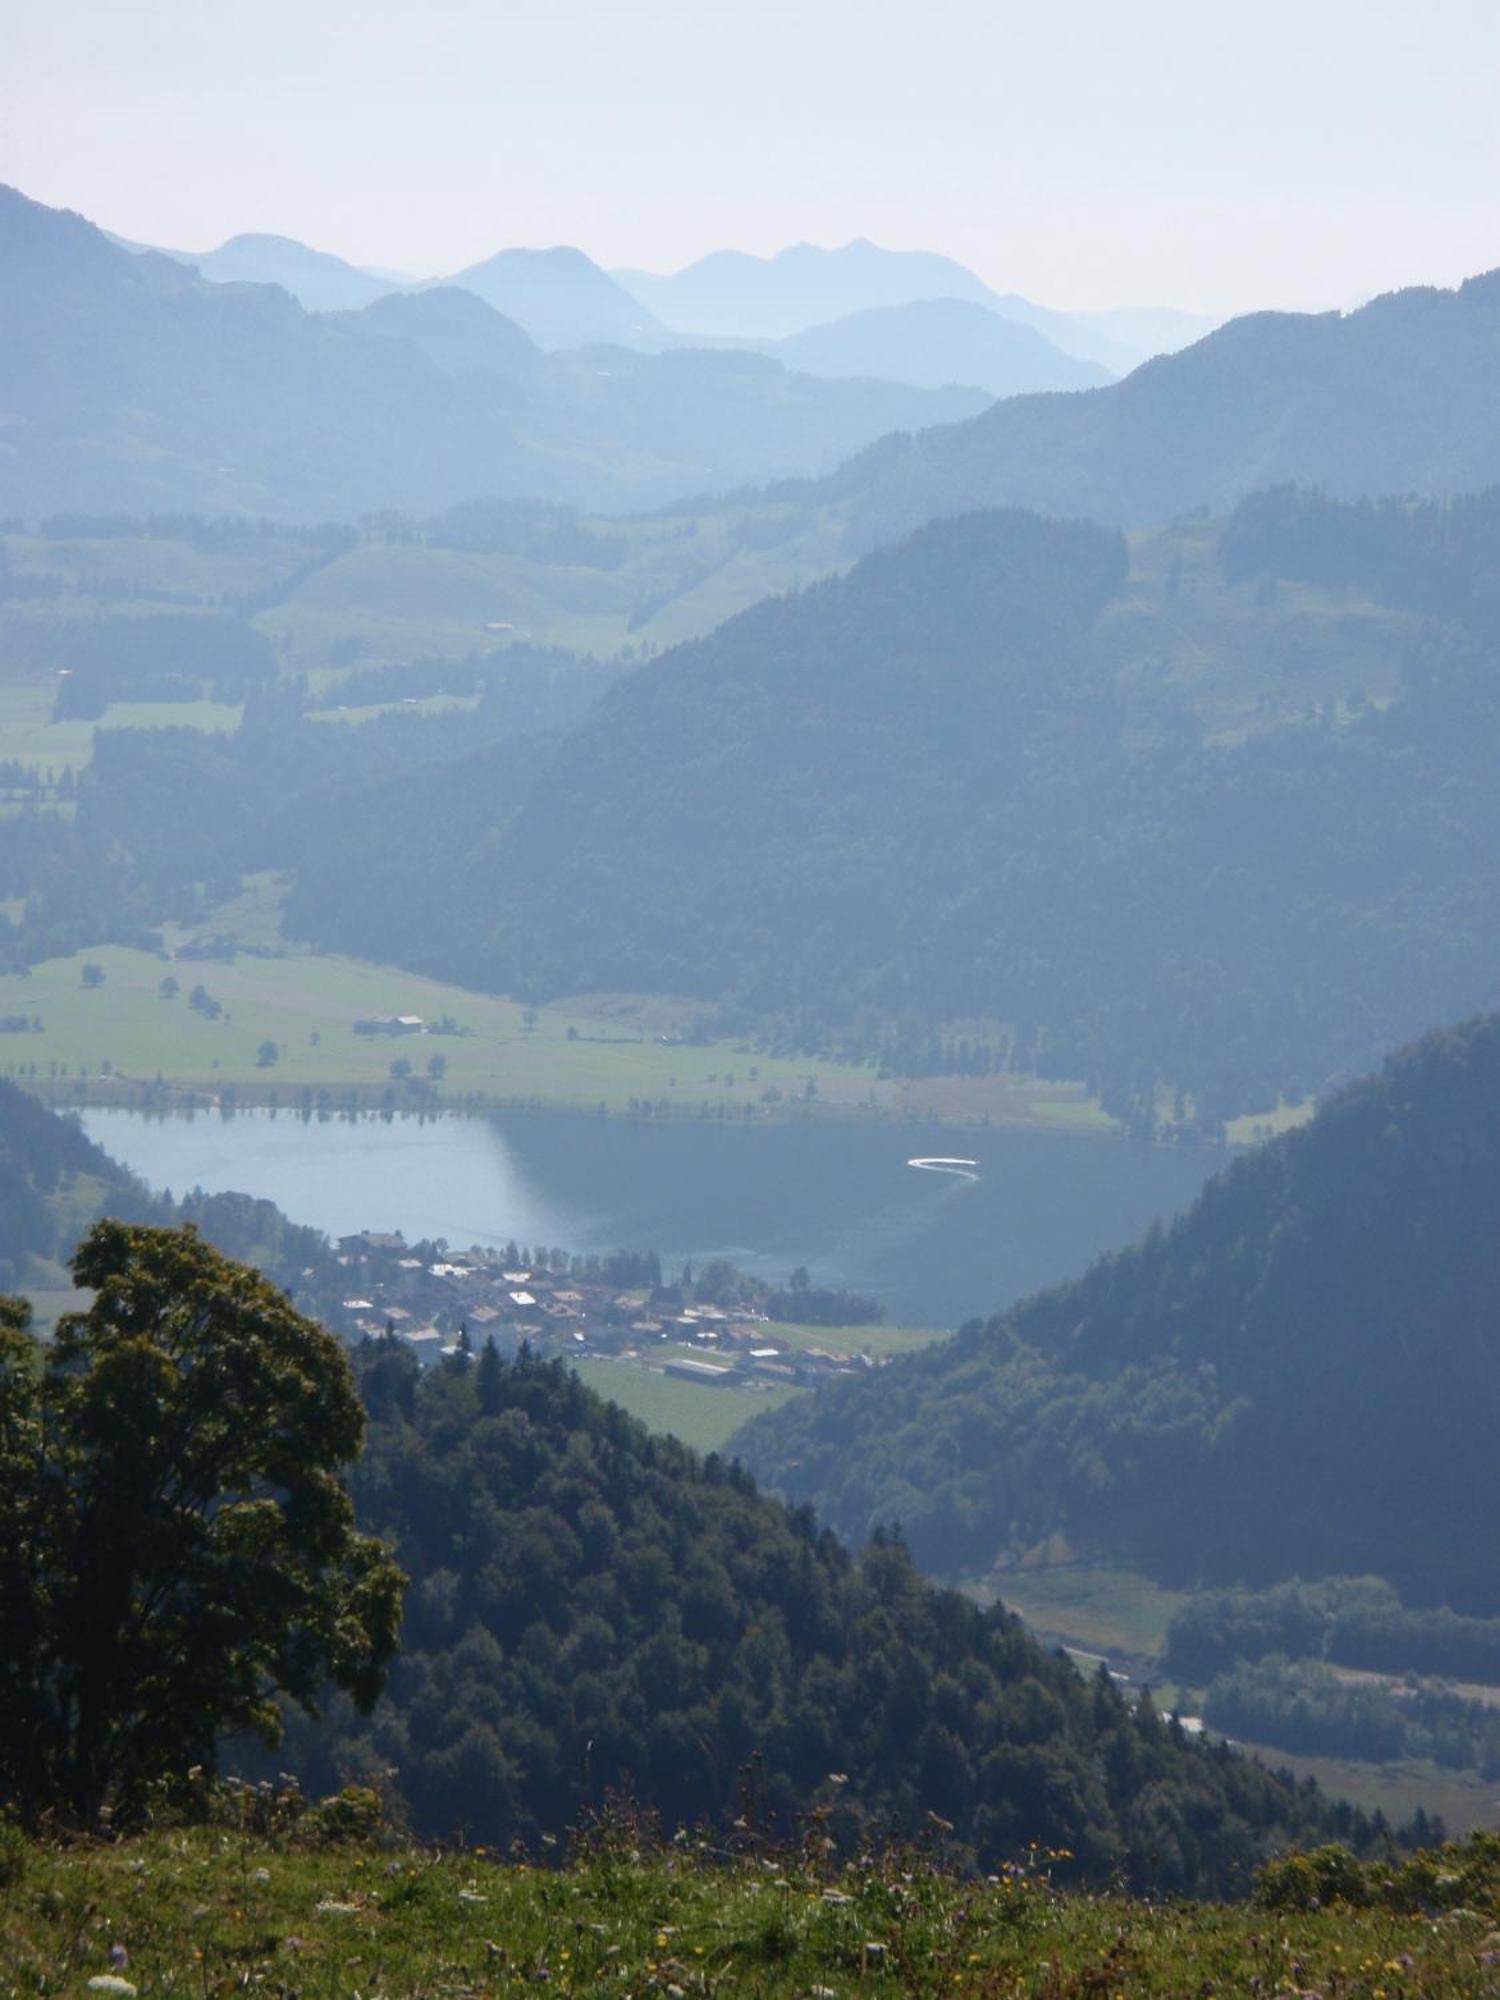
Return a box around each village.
[328,1229,888,1391]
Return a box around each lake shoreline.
[19,1073,1243,1152]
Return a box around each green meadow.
[8,1817,1500,1998]
[0,939,1109,1131]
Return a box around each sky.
[6,0,1499,314]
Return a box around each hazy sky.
[7,0,1498,313]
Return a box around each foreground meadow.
[7,1810,1500,1998]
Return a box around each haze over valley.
[6,1,1500,1956]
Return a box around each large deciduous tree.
[0,1221,406,1827]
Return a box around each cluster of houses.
[329,1230,875,1389]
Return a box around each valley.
[6,104,1500,1943]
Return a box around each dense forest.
[737,1016,1500,1611]
[262,1342,1380,1893]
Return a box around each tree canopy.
[0,1221,405,1827]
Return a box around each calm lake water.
[82,1108,1225,1329]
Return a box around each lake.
[82,1107,1226,1329]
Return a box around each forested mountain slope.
[293,492,1500,1124]
[737,1016,1500,1611]
[279,1344,1373,1891]
[0,187,987,521]
[824,271,1500,546]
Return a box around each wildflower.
[250,1867,271,1885]
[316,1899,358,1916]
[459,1888,488,1906]
[109,1944,129,1970]
[821,1890,852,1906]
[86,1982,137,1997]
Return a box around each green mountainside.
[0,188,988,522]
[736,1014,1500,1610]
[268,1343,1370,1891]
[279,493,1496,1124]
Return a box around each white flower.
[315,1900,358,1916]
[87,1980,137,1996]
[250,1868,271,1885]
[458,1889,488,1906]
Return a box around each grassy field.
[0,677,242,775]
[1230,1743,1500,1839]
[8,1819,1500,1998]
[764,1319,947,1359]
[573,1357,803,1453]
[972,1563,1187,1665]
[0,939,1114,1132]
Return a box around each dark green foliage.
[51,612,274,718]
[738,1017,1500,1608]
[0,1075,344,1304]
[1221,485,1500,639]
[273,1343,1374,1895]
[0,1077,107,1281]
[0,1223,406,1827]
[1202,1656,1500,1775]
[1166,1578,1500,1686]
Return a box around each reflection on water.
[82,1107,1224,1329]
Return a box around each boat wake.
[907,1156,980,1182]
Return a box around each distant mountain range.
[438,244,669,351]
[24,188,1500,538]
[169,232,395,313]
[761,298,1111,397]
[0,187,989,520]
[135,222,1210,376]
[614,239,1216,369]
